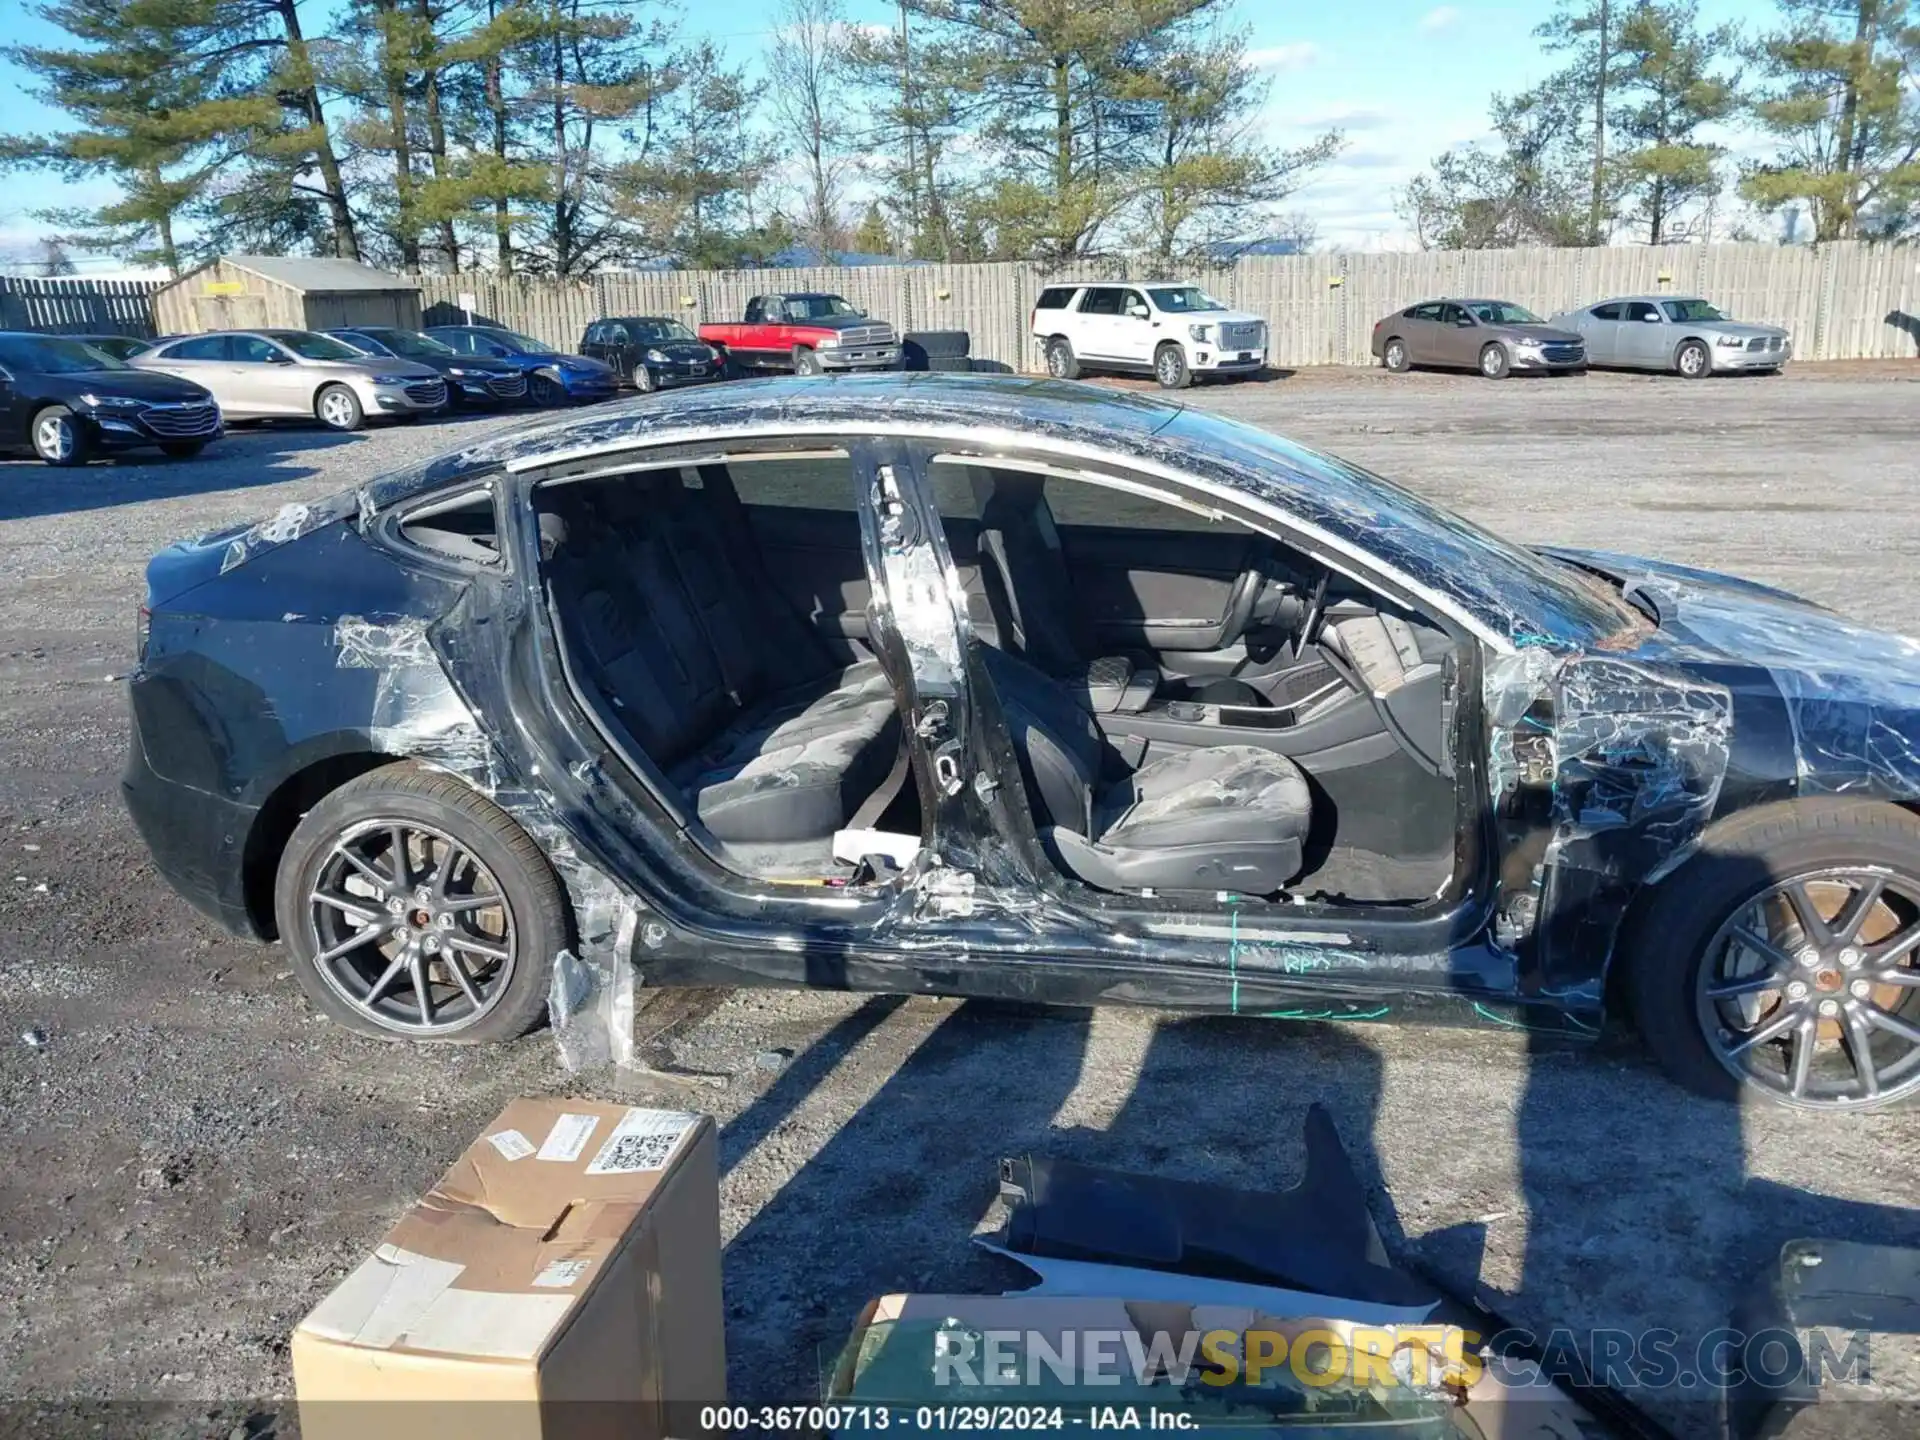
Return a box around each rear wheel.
[792,346,823,377]
[31,406,90,467]
[1625,799,1920,1111]
[1382,338,1411,373]
[274,762,566,1044]
[315,383,364,432]
[1044,337,1079,380]
[1676,339,1711,378]
[1154,343,1191,389]
[1478,343,1510,379]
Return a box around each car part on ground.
[1031,281,1269,386]
[131,328,445,426]
[1370,299,1587,376]
[698,292,901,375]
[121,375,1920,1112]
[1547,296,1790,375]
[0,331,223,466]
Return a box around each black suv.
[326,326,528,408]
[0,331,220,466]
[579,316,722,392]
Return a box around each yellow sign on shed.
[203,280,246,295]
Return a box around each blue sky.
[0,0,1768,269]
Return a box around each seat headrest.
[537,511,568,559]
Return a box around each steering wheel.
[1294,568,1330,660]
[1216,560,1269,650]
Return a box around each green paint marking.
[1228,902,1240,1015]
[1257,1006,1393,1022]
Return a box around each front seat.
[983,647,1310,894]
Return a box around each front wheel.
[1478,343,1510,379]
[1154,343,1191,390]
[159,440,207,459]
[792,346,823,377]
[528,371,564,407]
[274,762,568,1044]
[1676,339,1711,378]
[31,406,91,467]
[1624,799,1920,1111]
[634,362,655,393]
[315,383,364,432]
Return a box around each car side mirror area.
[269,352,294,364]
[1455,317,1475,327]
[1643,313,1664,323]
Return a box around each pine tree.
[850,200,893,255]
[1741,0,1920,239]
[1534,0,1627,244]
[1609,1,1739,244]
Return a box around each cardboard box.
[293,1098,725,1440]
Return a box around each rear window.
[1034,287,1075,310]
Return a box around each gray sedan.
[131,329,448,430]
[1546,296,1791,377]
[1370,298,1587,378]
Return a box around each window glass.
[1438,304,1469,325]
[1588,303,1623,320]
[0,336,126,371]
[606,325,629,345]
[1409,303,1443,321]
[269,330,363,360]
[726,453,857,512]
[924,459,988,520]
[1146,286,1225,313]
[1045,474,1245,535]
[1662,298,1727,322]
[1034,287,1075,310]
[1079,288,1121,316]
[1119,289,1149,317]
[161,335,229,361]
[334,331,393,356]
[232,335,286,363]
[631,319,696,342]
[1467,301,1542,324]
[1624,301,1660,322]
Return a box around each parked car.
[1547,296,1792,377]
[69,334,153,362]
[1371,299,1587,378]
[326,325,528,408]
[1030,281,1269,389]
[125,373,1920,1113]
[0,331,220,465]
[698,293,900,376]
[579,316,724,391]
[132,329,446,431]
[422,325,617,406]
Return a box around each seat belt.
[849,729,914,830]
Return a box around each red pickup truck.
[699,292,901,377]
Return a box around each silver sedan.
[132,329,448,430]
[1546,296,1791,377]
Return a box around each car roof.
[601,315,676,325]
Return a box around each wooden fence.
[0,275,165,338]
[8,241,1919,367]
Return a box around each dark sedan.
[326,325,529,408]
[422,325,616,407]
[1372,298,1587,378]
[579,316,724,391]
[0,332,220,465]
[125,374,1920,1113]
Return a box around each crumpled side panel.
[334,614,640,1071]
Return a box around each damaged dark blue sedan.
[124,374,1920,1111]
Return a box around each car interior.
[509,449,1462,907]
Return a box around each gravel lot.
[3,364,1920,1436]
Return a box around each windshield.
[1147,286,1227,314]
[1662,298,1728,322]
[0,336,127,373]
[1155,407,1646,646]
[375,328,455,357]
[783,295,860,320]
[333,331,394,357]
[1468,301,1543,325]
[270,331,365,361]
[632,319,696,342]
[488,329,553,354]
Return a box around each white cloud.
[1245,42,1321,72]
[1418,6,1460,31]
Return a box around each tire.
[1676,339,1711,379]
[1154,343,1192,390]
[713,348,741,380]
[903,329,970,362]
[159,441,207,459]
[1382,338,1411,373]
[274,761,568,1045]
[315,383,364,432]
[1623,797,1920,1111]
[1044,337,1080,380]
[1478,343,1510,379]
[792,346,823,377]
[30,406,91,467]
[528,371,564,407]
[634,363,655,393]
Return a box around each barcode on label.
[536,1112,600,1162]
[485,1129,536,1161]
[533,1258,593,1288]
[586,1108,699,1175]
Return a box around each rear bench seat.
[541,468,901,854]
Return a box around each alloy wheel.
[1679,343,1709,378]
[529,373,561,406]
[635,363,654,392]
[318,389,358,429]
[1696,867,1920,1108]
[1157,350,1181,385]
[1385,341,1407,372]
[34,414,74,462]
[306,817,517,1036]
[1047,343,1069,378]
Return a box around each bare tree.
[766,0,854,258]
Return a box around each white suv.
[1029,281,1269,389]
